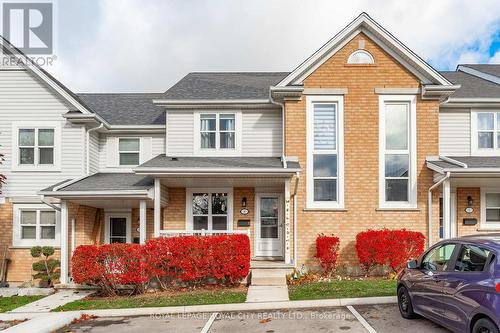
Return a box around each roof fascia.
[276,13,452,87]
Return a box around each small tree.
[31,246,60,287]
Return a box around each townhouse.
[0,13,499,284]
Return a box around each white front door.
[255,194,283,258]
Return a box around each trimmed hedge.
[355,229,425,274]
[315,234,340,274]
[71,234,250,294]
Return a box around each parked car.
[397,234,500,333]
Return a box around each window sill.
[303,208,347,212]
[376,208,421,212]
[476,227,500,232]
[11,167,61,173]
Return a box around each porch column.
[139,200,147,244]
[60,200,69,285]
[154,178,161,237]
[284,178,291,264]
[442,179,451,239]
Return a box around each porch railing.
[158,229,251,238]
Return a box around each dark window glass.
[455,245,491,272]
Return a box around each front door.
[105,213,131,243]
[255,194,283,258]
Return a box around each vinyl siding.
[166,110,282,156]
[439,109,471,156]
[0,69,85,197]
[166,111,194,156]
[88,131,99,174]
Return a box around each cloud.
[49,0,500,92]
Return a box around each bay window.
[379,95,416,208]
[306,96,344,209]
[189,190,233,231]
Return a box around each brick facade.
[456,187,481,237]
[285,33,441,268]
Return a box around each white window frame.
[347,50,375,64]
[104,211,132,243]
[306,95,344,209]
[186,188,233,231]
[379,95,417,209]
[12,121,61,172]
[471,110,500,156]
[480,188,500,229]
[13,204,60,247]
[193,111,242,156]
[118,137,141,166]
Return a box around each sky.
[30,0,500,92]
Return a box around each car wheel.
[473,318,499,333]
[397,286,418,319]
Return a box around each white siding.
[0,69,85,197]
[166,111,194,156]
[98,133,165,172]
[242,110,282,156]
[88,131,99,174]
[439,109,470,156]
[166,110,282,157]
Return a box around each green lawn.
[288,279,397,301]
[0,295,45,313]
[53,289,247,312]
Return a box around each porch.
[39,157,300,285]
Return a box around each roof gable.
[276,12,452,87]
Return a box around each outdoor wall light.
[241,197,247,208]
[465,195,474,214]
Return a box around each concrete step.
[251,260,294,271]
[251,268,288,286]
[246,285,289,302]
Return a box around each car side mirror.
[407,259,418,269]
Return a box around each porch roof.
[426,156,500,174]
[134,155,301,175]
[39,173,154,198]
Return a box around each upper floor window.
[472,112,500,155]
[13,204,60,247]
[118,138,140,166]
[194,112,241,156]
[379,95,417,208]
[12,122,60,171]
[306,96,344,209]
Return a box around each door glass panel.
[422,243,456,272]
[260,197,278,239]
[110,217,127,243]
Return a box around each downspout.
[86,123,104,175]
[269,89,286,168]
[428,172,450,247]
[291,172,299,267]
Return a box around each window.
[471,111,500,155]
[118,138,140,166]
[189,190,232,231]
[455,245,492,272]
[306,96,344,209]
[347,50,374,64]
[18,128,54,165]
[194,112,241,155]
[422,243,456,272]
[379,96,416,208]
[13,205,59,247]
[481,191,500,228]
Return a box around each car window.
[422,243,456,272]
[454,245,492,272]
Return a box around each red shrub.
[355,229,425,274]
[315,234,340,274]
[72,243,148,294]
[144,234,250,287]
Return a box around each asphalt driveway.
[56,304,451,333]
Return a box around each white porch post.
[60,200,69,285]
[139,200,147,244]
[284,178,291,264]
[154,178,161,237]
[442,179,451,239]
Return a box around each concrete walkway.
[9,289,94,313]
